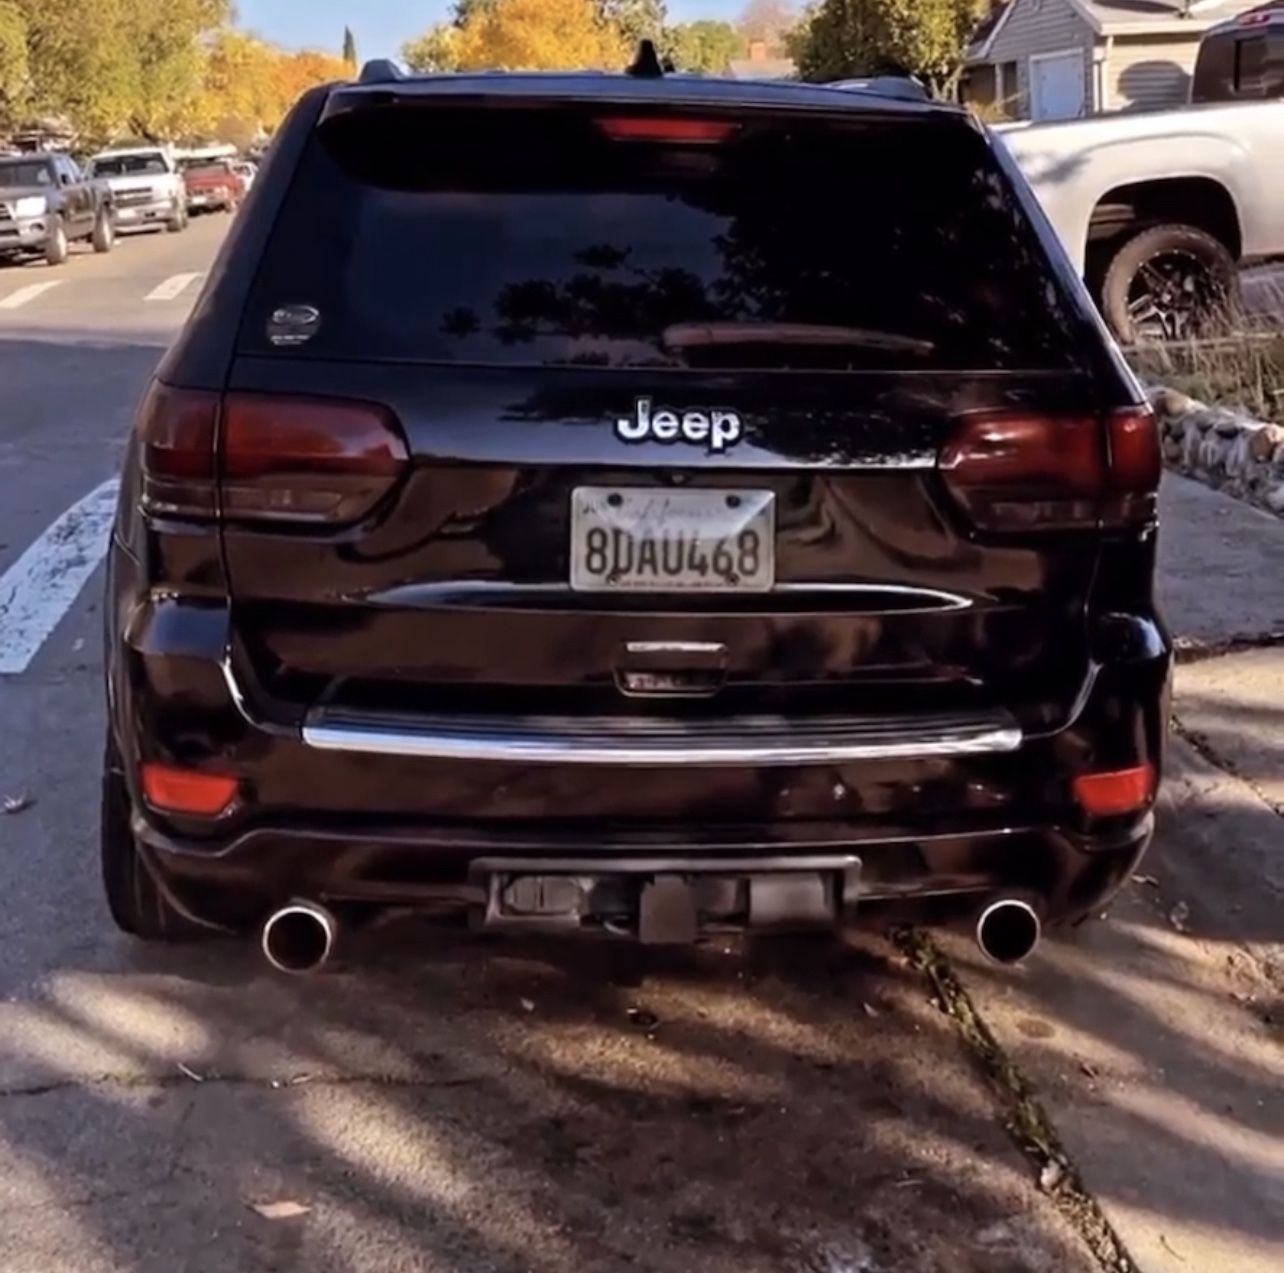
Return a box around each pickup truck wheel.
[101,738,206,942]
[167,201,187,233]
[44,217,69,267]
[92,209,115,254]
[1102,225,1240,343]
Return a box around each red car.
[181,159,246,214]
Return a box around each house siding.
[987,0,1097,117]
[1105,34,1200,112]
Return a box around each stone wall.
[1150,387,1284,517]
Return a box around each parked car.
[102,57,1168,973]
[180,159,246,214]
[232,160,258,192]
[87,147,187,234]
[1003,4,1284,341]
[0,152,115,265]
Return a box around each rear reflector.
[939,406,1158,532]
[1073,764,1156,817]
[141,764,239,817]
[596,117,739,144]
[222,394,408,524]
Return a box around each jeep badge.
[615,397,743,454]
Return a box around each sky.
[239,1,747,60]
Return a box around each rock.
[1273,443,1284,466]
[1212,410,1246,438]
[1249,425,1284,461]
[1151,386,1199,417]
[1266,484,1284,514]
[1162,439,1182,462]
[1165,415,1187,441]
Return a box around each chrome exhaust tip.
[261,900,336,974]
[975,898,1042,965]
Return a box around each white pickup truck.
[1002,4,1283,341]
[86,146,188,235]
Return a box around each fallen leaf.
[2,795,33,815]
[861,1002,880,1018]
[249,1200,311,1220]
[1168,901,1191,933]
[1130,874,1159,888]
[176,1062,204,1083]
[1038,1160,1066,1194]
[1079,1061,1099,1081]
[520,997,536,1013]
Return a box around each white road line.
[0,280,63,311]
[144,272,202,303]
[0,479,119,675]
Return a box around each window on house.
[1000,60,1020,108]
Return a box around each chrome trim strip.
[302,713,1022,766]
[623,640,727,655]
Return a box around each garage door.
[1031,50,1086,120]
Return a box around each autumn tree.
[449,0,628,71]
[793,0,988,96]
[664,21,742,75]
[0,2,28,128]
[403,26,462,72]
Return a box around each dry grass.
[1127,332,1284,425]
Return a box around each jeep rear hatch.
[207,91,1146,786]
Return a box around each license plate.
[570,487,775,593]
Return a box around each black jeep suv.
[102,61,1170,971]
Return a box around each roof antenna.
[628,39,666,78]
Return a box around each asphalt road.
[0,218,1279,1273]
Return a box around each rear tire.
[92,209,115,254]
[101,741,204,942]
[1101,224,1240,343]
[166,200,187,233]
[44,218,69,267]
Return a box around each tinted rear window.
[241,101,1083,371]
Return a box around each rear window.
[240,102,1083,371]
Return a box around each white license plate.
[570,487,775,593]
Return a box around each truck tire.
[44,217,69,267]
[1102,224,1240,343]
[92,208,115,254]
[167,200,187,233]
[101,738,205,942]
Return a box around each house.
[964,0,1268,120]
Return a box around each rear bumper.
[135,811,1153,936]
[108,579,1170,937]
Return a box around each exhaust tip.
[976,898,1041,965]
[262,902,335,974]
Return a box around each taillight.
[939,406,1158,532]
[596,117,739,144]
[221,394,408,524]
[135,385,409,525]
[137,383,219,518]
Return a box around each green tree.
[793,0,987,97]
[598,0,666,48]
[124,1,230,139]
[343,25,358,67]
[402,25,462,71]
[663,20,742,75]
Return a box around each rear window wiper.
[661,322,936,357]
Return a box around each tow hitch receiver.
[471,855,861,942]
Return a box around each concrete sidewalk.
[949,473,1284,1273]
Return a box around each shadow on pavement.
[0,922,1100,1273]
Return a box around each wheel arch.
[1086,176,1243,285]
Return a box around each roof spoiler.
[358,59,404,85]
